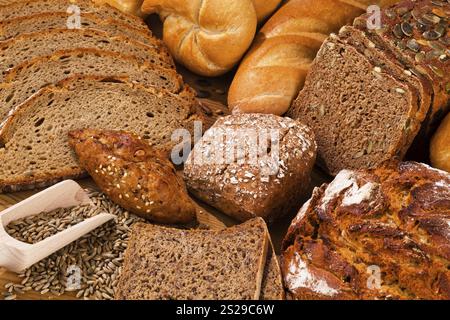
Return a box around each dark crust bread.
[68,129,197,224]
[281,161,450,300]
[184,113,317,223]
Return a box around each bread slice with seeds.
[0,76,207,193]
[115,218,269,300]
[0,48,184,125]
[289,35,420,175]
[0,11,158,45]
[0,28,174,81]
[0,0,148,30]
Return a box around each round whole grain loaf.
[183,113,317,223]
[281,161,450,300]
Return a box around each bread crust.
[430,113,450,173]
[184,113,317,223]
[142,0,257,76]
[228,0,400,115]
[252,0,281,22]
[69,129,197,224]
[282,161,450,300]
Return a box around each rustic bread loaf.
[228,0,400,115]
[141,0,257,76]
[0,28,174,81]
[353,0,450,137]
[281,161,450,300]
[115,218,269,300]
[0,0,148,29]
[290,35,420,175]
[0,48,183,125]
[0,76,207,193]
[184,113,317,223]
[0,11,156,44]
[431,113,450,173]
[69,129,197,224]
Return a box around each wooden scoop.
[0,180,115,273]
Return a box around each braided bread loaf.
[142,0,257,76]
[228,0,401,115]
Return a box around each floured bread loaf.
[282,161,450,300]
[184,113,317,223]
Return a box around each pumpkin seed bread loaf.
[184,113,317,223]
[289,0,449,175]
[282,161,450,300]
[69,129,197,224]
[115,218,269,300]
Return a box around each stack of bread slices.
[0,0,210,193]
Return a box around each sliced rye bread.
[0,28,174,81]
[0,11,158,45]
[0,0,148,30]
[353,0,449,136]
[115,219,269,300]
[289,35,419,175]
[0,76,207,193]
[0,48,184,125]
[260,238,285,300]
[337,26,433,159]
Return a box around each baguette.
[228,0,401,115]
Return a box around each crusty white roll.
[252,0,281,22]
[430,113,450,173]
[142,0,257,77]
[228,0,401,115]
[94,0,145,16]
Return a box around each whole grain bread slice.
[0,0,147,30]
[115,218,269,300]
[289,35,419,175]
[0,11,158,45]
[0,48,184,124]
[0,28,174,81]
[0,76,206,193]
[260,238,285,300]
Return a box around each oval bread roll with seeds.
[68,129,197,224]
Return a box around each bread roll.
[94,0,145,16]
[184,113,317,223]
[142,0,257,76]
[252,0,281,22]
[228,0,401,115]
[431,113,450,173]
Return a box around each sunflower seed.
[423,30,441,40]
[401,22,413,37]
[406,39,421,52]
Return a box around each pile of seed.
[2,191,144,300]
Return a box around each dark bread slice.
[337,26,433,161]
[260,238,285,300]
[0,48,184,124]
[289,35,419,175]
[0,11,157,45]
[353,0,449,136]
[0,0,148,30]
[0,76,206,193]
[0,28,174,81]
[115,219,269,300]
